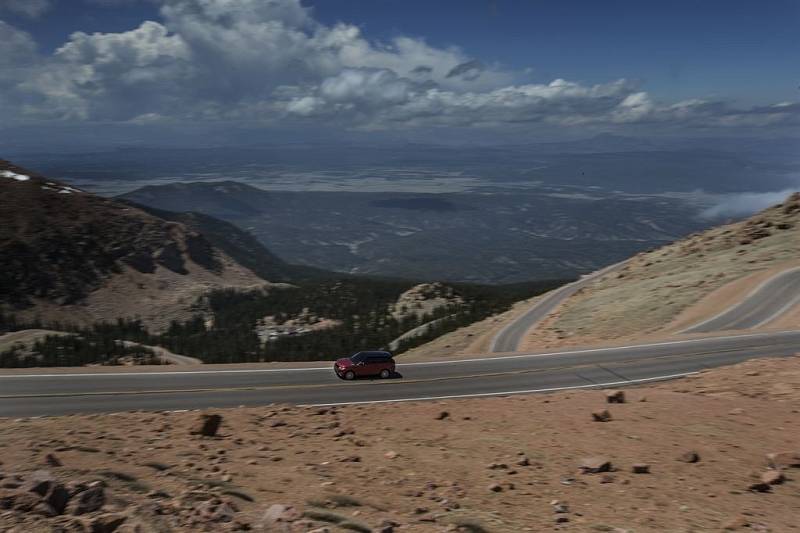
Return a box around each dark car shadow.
[341,371,403,381]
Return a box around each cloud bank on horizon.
[0,0,798,138]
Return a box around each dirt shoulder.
[1,355,798,532]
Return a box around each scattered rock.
[384,451,399,459]
[259,503,301,527]
[766,451,800,469]
[191,414,222,437]
[606,390,626,404]
[435,411,450,420]
[580,457,613,474]
[747,481,771,493]
[591,409,612,422]
[88,512,128,533]
[722,515,750,530]
[487,483,503,492]
[631,463,650,474]
[677,451,700,463]
[761,470,785,485]
[515,456,530,467]
[44,454,63,467]
[555,516,570,523]
[69,486,106,515]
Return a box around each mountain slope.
[0,160,273,330]
[121,202,331,283]
[521,191,800,348]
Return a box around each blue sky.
[0,0,798,147]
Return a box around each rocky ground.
[1,355,799,532]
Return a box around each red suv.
[334,351,396,380]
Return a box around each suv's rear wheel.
[379,369,391,379]
[343,370,355,380]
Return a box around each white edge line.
[1,330,797,378]
[749,292,800,329]
[680,267,800,333]
[299,371,700,407]
[490,260,627,352]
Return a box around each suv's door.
[365,355,384,375]
[351,353,368,376]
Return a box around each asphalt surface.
[3,330,800,417]
[682,267,800,333]
[2,265,800,418]
[490,262,626,352]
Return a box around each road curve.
[2,330,800,417]
[682,268,800,334]
[490,261,626,352]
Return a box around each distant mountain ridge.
[121,180,711,283]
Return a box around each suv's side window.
[351,353,366,363]
[367,355,384,363]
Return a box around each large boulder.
[69,486,106,515]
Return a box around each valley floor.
[1,355,798,532]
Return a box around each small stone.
[384,451,398,459]
[487,483,502,492]
[88,513,127,533]
[555,516,570,524]
[747,481,771,493]
[435,411,450,420]
[606,390,626,404]
[580,457,612,474]
[44,454,62,467]
[722,516,750,530]
[766,451,800,469]
[631,463,650,474]
[69,486,105,515]
[591,409,612,422]
[191,413,222,437]
[516,456,530,467]
[677,451,700,463]
[259,503,301,526]
[761,470,785,485]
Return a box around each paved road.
[3,330,800,417]
[490,262,626,352]
[682,268,800,333]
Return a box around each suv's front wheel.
[343,370,356,380]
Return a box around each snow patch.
[1,170,30,181]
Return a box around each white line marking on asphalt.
[750,292,800,329]
[1,330,797,378]
[300,371,701,406]
[680,267,800,333]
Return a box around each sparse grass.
[449,518,490,533]
[339,521,372,532]
[328,494,363,507]
[142,461,170,471]
[302,509,347,524]
[100,470,136,482]
[127,480,151,494]
[74,446,100,453]
[222,490,254,502]
[305,493,364,509]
